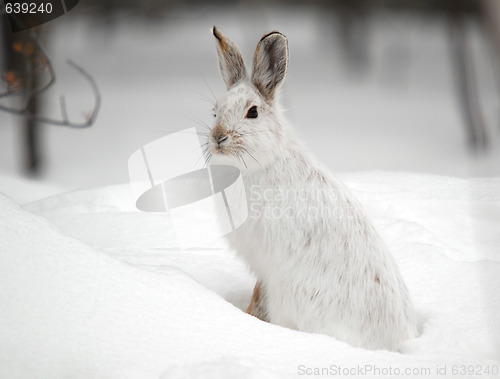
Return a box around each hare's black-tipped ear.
[251,31,288,101]
[212,26,247,89]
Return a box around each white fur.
[208,28,417,351]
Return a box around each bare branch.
[59,95,68,123]
[0,18,100,128]
[0,28,55,100]
[66,59,101,127]
[0,57,101,128]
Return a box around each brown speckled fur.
[246,281,269,322]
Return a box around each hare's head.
[208,27,289,170]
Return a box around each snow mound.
[0,173,67,204]
[1,172,499,378]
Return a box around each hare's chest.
[229,208,287,274]
[245,177,308,225]
[228,182,309,276]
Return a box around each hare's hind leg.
[246,281,269,322]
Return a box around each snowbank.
[0,173,67,204]
[1,173,499,378]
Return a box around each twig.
[0,59,101,128]
[0,28,55,100]
[0,17,101,128]
[59,95,68,123]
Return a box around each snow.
[0,173,67,204]
[1,172,499,378]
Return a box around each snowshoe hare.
[207,26,417,351]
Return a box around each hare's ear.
[212,26,247,89]
[251,31,288,101]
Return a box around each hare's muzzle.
[211,125,229,147]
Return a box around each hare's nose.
[212,125,229,145]
[218,136,228,144]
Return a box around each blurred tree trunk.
[482,0,500,56]
[481,0,500,131]
[1,15,42,174]
[24,59,41,174]
[448,1,489,151]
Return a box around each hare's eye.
[246,106,258,119]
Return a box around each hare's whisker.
[198,70,218,103]
[193,94,216,105]
[177,113,212,133]
[194,148,208,168]
[204,153,213,167]
[241,147,262,167]
[239,152,248,169]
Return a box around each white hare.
[207,26,417,351]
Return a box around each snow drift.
[1,172,499,378]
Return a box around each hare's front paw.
[246,281,269,322]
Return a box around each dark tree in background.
[1,14,43,173]
[0,12,100,175]
[1,0,499,176]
